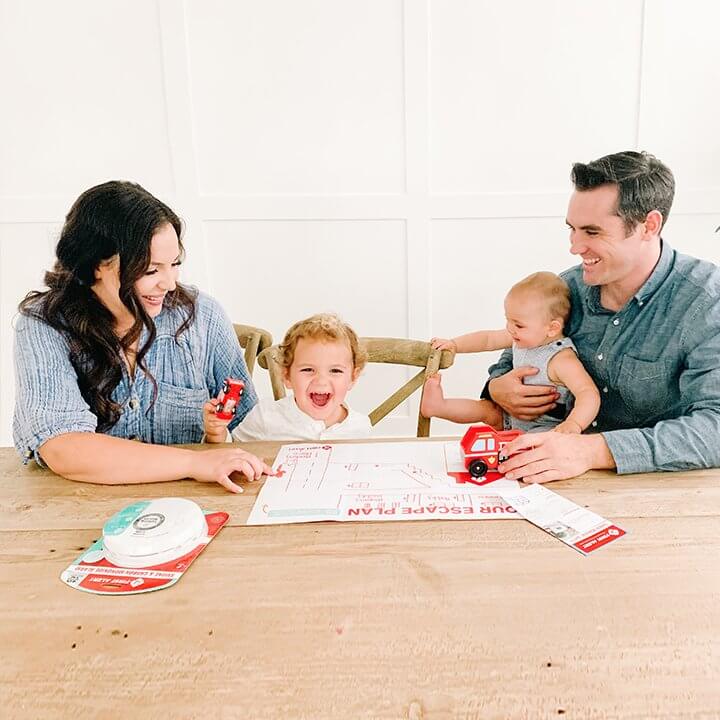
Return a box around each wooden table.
[1,440,719,719]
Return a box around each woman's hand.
[189,447,275,493]
[203,398,231,443]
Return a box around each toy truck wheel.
[468,459,488,478]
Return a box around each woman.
[13,181,271,492]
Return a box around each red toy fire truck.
[215,378,245,420]
[460,423,523,479]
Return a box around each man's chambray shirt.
[13,291,257,466]
[488,240,720,474]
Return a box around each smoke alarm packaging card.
[497,483,626,555]
[60,498,229,595]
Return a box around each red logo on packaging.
[574,524,626,553]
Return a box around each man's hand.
[488,367,559,420]
[498,431,615,484]
[203,398,231,443]
[190,447,275,493]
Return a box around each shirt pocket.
[617,355,673,419]
[152,381,208,444]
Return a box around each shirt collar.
[633,238,674,305]
[585,238,674,313]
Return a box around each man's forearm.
[603,409,720,474]
[586,433,616,470]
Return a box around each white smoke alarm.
[102,498,207,568]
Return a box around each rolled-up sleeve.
[603,297,720,474]
[13,313,97,466]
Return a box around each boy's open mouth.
[310,392,331,408]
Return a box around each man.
[487,150,720,482]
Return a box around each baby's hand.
[554,420,583,434]
[203,398,231,443]
[430,337,457,352]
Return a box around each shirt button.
[129,398,140,410]
[592,421,598,427]
[638,300,644,307]
[603,387,608,393]
[597,353,604,361]
[612,319,620,326]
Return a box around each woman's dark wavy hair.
[19,181,197,431]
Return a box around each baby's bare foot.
[420,373,445,418]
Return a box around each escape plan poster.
[247,440,521,525]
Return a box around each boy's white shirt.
[230,394,372,442]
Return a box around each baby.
[204,313,372,442]
[421,271,600,433]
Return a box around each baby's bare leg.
[421,374,503,428]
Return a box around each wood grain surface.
[1,441,719,719]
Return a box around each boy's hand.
[203,398,231,443]
[430,337,457,352]
[554,419,583,434]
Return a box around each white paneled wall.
[430,0,644,193]
[0,1,174,198]
[1,0,719,446]
[187,0,406,195]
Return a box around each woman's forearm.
[39,432,201,485]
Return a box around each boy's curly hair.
[279,313,367,372]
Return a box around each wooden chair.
[233,323,273,375]
[257,337,455,437]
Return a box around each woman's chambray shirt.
[488,240,720,474]
[13,291,257,466]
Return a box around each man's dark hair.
[571,151,675,233]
